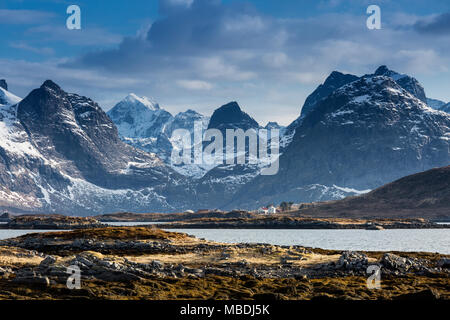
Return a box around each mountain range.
[0,65,449,215]
[296,165,450,220]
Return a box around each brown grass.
[0,274,448,300]
[13,227,190,241]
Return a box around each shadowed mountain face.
[208,101,259,132]
[0,80,7,91]
[374,65,427,103]
[283,71,359,147]
[300,71,360,118]
[296,166,450,220]
[228,73,450,209]
[17,80,175,189]
[0,65,449,215]
[1,80,192,215]
[107,94,210,177]
[440,103,450,113]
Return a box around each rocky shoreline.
[0,226,449,300]
[155,217,449,229]
[0,214,106,230]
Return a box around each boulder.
[336,251,368,270]
[437,258,450,268]
[381,253,425,272]
[39,255,57,267]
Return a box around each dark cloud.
[7,0,450,125]
[414,12,450,34]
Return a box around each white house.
[257,207,268,214]
[267,206,277,214]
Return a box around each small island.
[0,214,106,230]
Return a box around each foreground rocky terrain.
[0,227,448,300]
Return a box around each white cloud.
[0,9,54,24]
[27,25,122,46]
[10,42,55,55]
[177,80,213,90]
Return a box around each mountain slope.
[427,98,446,110]
[296,165,450,219]
[373,65,427,103]
[108,94,210,176]
[283,71,359,147]
[229,72,450,209]
[1,81,192,215]
[440,103,450,113]
[107,94,173,159]
[207,101,259,132]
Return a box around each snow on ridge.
[0,87,21,106]
[123,93,159,110]
[332,185,371,195]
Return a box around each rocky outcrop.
[335,251,368,270]
[0,80,7,91]
[156,217,448,229]
[2,215,106,229]
[381,253,430,273]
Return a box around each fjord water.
[1,226,448,254]
[0,229,66,239]
[164,228,450,254]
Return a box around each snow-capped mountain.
[0,81,193,215]
[207,101,259,132]
[1,65,448,215]
[373,65,427,103]
[0,81,21,107]
[283,71,359,147]
[228,68,450,209]
[0,79,7,90]
[107,94,173,159]
[108,94,210,169]
[440,102,450,113]
[427,98,447,110]
[194,102,284,207]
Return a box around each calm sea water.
[0,225,448,254]
[164,228,450,254]
[0,229,67,239]
[105,222,161,227]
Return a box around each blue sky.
[1,0,450,125]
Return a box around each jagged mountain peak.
[330,74,431,115]
[107,93,172,140]
[180,108,200,115]
[265,121,280,129]
[441,102,450,113]
[228,70,450,210]
[0,86,21,107]
[374,65,392,76]
[372,65,427,103]
[0,79,7,91]
[283,70,359,145]
[300,71,359,119]
[374,65,410,82]
[427,98,447,110]
[122,93,160,110]
[208,101,259,130]
[41,79,63,92]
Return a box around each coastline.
[0,226,448,300]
